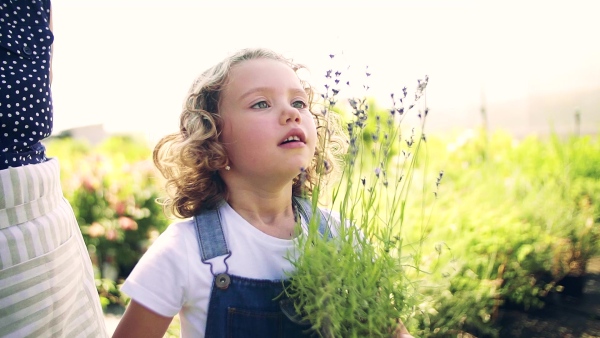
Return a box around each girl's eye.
[292,100,307,109]
[251,101,269,109]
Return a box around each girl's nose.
[280,105,302,124]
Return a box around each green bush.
[409,129,600,337]
[46,135,169,309]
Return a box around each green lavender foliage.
[286,61,439,337]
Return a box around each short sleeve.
[120,224,190,317]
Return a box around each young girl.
[113,48,412,338]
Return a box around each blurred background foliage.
[46,135,170,310]
[45,113,599,336]
[404,129,600,337]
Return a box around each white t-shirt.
[121,202,311,337]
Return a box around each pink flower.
[118,216,138,231]
[105,229,118,241]
[81,177,95,192]
[88,222,105,238]
[115,201,126,216]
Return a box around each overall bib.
[193,197,332,338]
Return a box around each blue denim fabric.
[204,276,313,338]
[193,197,331,337]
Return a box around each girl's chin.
[273,159,311,173]
[272,166,310,181]
[248,160,311,180]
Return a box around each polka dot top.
[0,0,54,170]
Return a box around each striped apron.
[0,159,107,337]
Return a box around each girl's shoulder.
[146,219,197,256]
[159,218,196,238]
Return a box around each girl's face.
[219,58,318,187]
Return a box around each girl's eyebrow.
[239,87,308,101]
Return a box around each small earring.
[225,165,231,171]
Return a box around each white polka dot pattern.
[0,0,54,170]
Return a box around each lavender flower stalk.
[285,55,436,337]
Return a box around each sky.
[50,0,600,141]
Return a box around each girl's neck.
[226,188,298,239]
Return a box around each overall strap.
[293,197,334,239]
[193,208,230,261]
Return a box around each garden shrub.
[46,135,169,308]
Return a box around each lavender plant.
[286,56,442,337]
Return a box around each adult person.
[0,1,108,336]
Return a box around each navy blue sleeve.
[1,0,54,169]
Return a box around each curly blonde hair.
[154,48,346,219]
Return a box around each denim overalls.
[192,197,332,338]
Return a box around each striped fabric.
[0,159,107,338]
